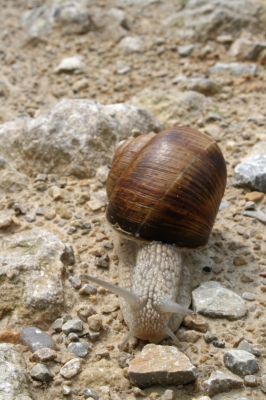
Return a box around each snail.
[81,126,227,349]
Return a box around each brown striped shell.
[106,126,227,249]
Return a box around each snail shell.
[106,126,227,249]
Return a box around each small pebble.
[52,318,64,332]
[30,348,58,362]
[62,385,72,396]
[242,292,256,301]
[212,340,225,348]
[62,319,83,335]
[245,191,264,203]
[69,276,82,290]
[67,342,90,358]
[233,255,247,266]
[67,227,76,235]
[79,284,97,295]
[82,388,99,400]
[20,327,55,352]
[95,349,109,358]
[204,331,218,344]
[25,214,36,222]
[87,314,102,332]
[244,375,258,387]
[66,332,79,345]
[35,173,47,182]
[95,255,109,268]
[60,358,82,379]
[30,363,54,382]
[77,305,97,322]
[36,207,45,215]
[13,203,26,214]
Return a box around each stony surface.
[0,344,32,400]
[128,344,199,388]
[1,0,266,399]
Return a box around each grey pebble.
[178,44,195,57]
[95,255,109,268]
[204,331,218,344]
[79,283,97,295]
[69,276,82,290]
[261,374,266,393]
[13,203,26,214]
[81,221,92,230]
[20,326,55,352]
[60,243,75,266]
[81,388,99,400]
[234,155,266,192]
[67,342,90,357]
[242,292,256,301]
[35,173,47,182]
[51,318,64,332]
[219,201,231,210]
[36,207,45,215]
[62,318,83,335]
[210,62,257,76]
[243,209,266,224]
[30,363,54,382]
[67,226,76,235]
[238,339,261,357]
[224,349,259,377]
[25,213,36,222]
[58,219,68,227]
[66,332,79,345]
[62,385,72,395]
[212,340,225,348]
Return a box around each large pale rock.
[53,2,94,35]
[209,62,257,76]
[93,8,129,42]
[21,2,94,36]
[0,229,73,330]
[230,38,266,61]
[0,344,32,400]
[204,370,243,397]
[128,344,199,388]
[192,281,247,320]
[164,0,265,41]
[0,99,163,178]
[0,157,28,194]
[131,89,212,126]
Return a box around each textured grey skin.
[114,233,193,344]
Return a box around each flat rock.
[0,228,72,329]
[0,99,163,178]
[192,281,247,320]
[204,370,243,397]
[67,342,90,358]
[209,62,257,76]
[128,344,199,388]
[224,350,259,377]
[53,2,93,35]
[0,343,32,400]
[54,56,85,73]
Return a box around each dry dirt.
[1,1,266,400]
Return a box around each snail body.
[82,126,226,348]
